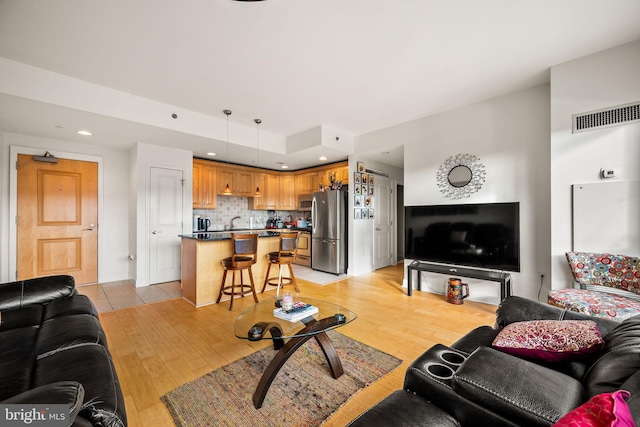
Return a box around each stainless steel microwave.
[298,194,313,211]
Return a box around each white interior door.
[373,176,395,270]
[149,167,183,284]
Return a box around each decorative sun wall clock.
[436,153,486,199]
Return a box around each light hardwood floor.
[98,263,498,426]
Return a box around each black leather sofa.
[0,275,126,427]
[349,296,640,426]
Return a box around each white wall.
[550,40,640,287]
[356,85,551,304]
[0,131,130,283]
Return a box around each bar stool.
[216,233,259,310]
[261,231,300,297]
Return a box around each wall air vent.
[572,101,640,133]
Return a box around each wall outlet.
[600,168,618,179]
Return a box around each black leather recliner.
[349,296,640,426]
[0,275,126,427]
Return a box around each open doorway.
[396,184,404,262]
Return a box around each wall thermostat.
[600,168,618,179]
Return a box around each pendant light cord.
[222,109,232,195]
[255,118,262,166]
[225,110,231,165]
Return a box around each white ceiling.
[1,0,639,170]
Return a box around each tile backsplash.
[193,196,309,230]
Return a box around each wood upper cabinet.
[294,173,308,195]
[295,172,321,195]
[193,160,217,209]
[193,161,203,206]
[217,166,254,196]
[217,168,233,195]
[249,173,278,210]
[278,174,295,210]
[339,165,349,184]
[292,163,348,197]
[323,164,349,186]
[266,174,279,209]
[236,169,254,196]
[193,159,349,210]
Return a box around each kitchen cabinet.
[192,159,349,209]
[252,173,267,209]
[217,166,254,196]
[322,164,349,187]
[249,173,293,210]
[339,165,349,184]
[236,169,254,196]
[278,174,295,210]
[294,174,306,195]
[295,172,321,195]
[193,160,217,209]
[249,173,279,210]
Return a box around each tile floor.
[291,264,349,286]
[76,280,183,313]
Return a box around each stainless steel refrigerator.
[312,190,347,274]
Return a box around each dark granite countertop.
[180,230,282,241]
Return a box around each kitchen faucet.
[230,216,241,229]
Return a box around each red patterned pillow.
[553,390,634,427]
[492,320,604,362]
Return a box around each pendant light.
[253,118,262,197]
[222,109,233,195]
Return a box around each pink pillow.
[492,320,604,362]
[553,390,635,427]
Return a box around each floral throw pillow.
[492,320,604,362]
[553,390,635,427]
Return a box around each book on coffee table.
[273,302,319,322]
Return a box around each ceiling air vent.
[572,101,640,133]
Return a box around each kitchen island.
[180,230,283,307]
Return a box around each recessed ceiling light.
[206,152,216,156]
[76,130,92,136]
[319,156,327,161]
[281,165,289,169]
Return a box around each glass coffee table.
[234,296,357,409]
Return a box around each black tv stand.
[406,260,512,301]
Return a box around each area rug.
[161,331,402,427]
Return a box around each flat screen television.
[405,202,520,272]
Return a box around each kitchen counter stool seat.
[262,231,300,294]
[217,233,259,310]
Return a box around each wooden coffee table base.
[251,315,345,409]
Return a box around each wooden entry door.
[17,154,98,284]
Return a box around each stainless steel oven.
[294,231,311,266]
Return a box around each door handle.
[83,224,95,231]
[375,227,381,231]
[152,230,162,234]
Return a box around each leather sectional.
[349,296,640,426]
[0,275,126,427]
